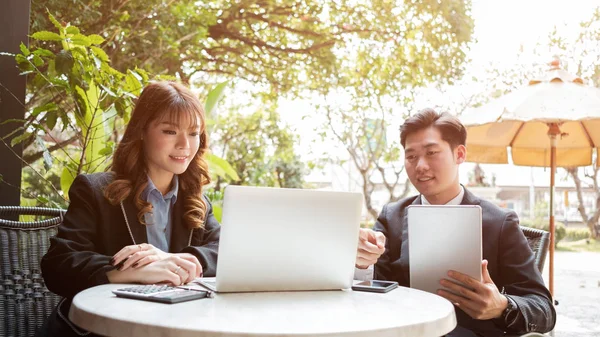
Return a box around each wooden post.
[547,123,561,297]
[0,0,31,212]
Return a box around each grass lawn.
[557,239,600,252]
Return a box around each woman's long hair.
[104,81,211,229]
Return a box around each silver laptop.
[204,185,362,293]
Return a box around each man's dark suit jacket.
[374,187,555,337]
[38,172,220,337]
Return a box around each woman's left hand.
[111,243,170,271]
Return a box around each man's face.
[404,126,466,203]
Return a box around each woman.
[38,81,220,337]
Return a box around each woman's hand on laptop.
[355,228,386,269]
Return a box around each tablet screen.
[407,205,482,295]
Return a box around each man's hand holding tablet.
[437,259,510,320]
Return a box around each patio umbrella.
[460,59,600,296]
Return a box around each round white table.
[69,283,456,337]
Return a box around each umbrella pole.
[548,124,560,297]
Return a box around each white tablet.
[407,205,482,295]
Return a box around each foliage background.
[3,0,476,221]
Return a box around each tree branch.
[22,135,79,163]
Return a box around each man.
[355,108,556,337]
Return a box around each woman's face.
[143,113,201,184]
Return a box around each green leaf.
[10,132,32,147]
[100,62,123,76]
[121,91,137,99]
[2,126,24,140]
[204,81,229,117]
[47,11,63,30]
[212,204,223,223]
[19,42,30,56]
[125,70,142,95]
[36,196,49,204]
[90,46,109,62]
[205,153,240,180]
[154,74,177,81]
[88,34,105,45]
[76,82,107,173]
[60,167,76,199]
[114,99,131,120]
[98,145,113,156]
[35,136,53,171]
[129,70,142,82]
[70,34,91,46]
[0,118,25,126]
[49,77,68,87]
[74,85,90,120]
[31,31,62,41]
[55,50,74,74]
[32,73,46,87]
[99,84,117,97]
[15,54,32,71]
[15,54,27,64]
[135,68,149,83]
[91,53,102,69]
[66,26,80,35]
[32,102,58,117]
[46,111,58,130]
[31,54,44,67]
[27,122,46,132]
[60,113,70,131]
[33,48,55,58]
[69,47,87,61]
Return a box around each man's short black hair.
[400,108,467,149]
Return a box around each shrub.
[520,218,566,247]
[565,227,591,242]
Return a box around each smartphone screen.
[356,280,396,288]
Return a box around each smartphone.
[351,280,399,293]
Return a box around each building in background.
[306,162,598,228]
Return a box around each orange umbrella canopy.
[462,61,600,167]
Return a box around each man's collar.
[421,185,465,206]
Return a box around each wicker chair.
[520,226,550,273]
[0,206,65,337]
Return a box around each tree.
[559,9,600,239]
[0,14,237,207]
[1,14,148,206]
[319,92,411,220]
[313,0,474,219]
[566,166,600,239]
[212,107,305,189]
[33,0,473,95]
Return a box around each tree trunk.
[567,167,600,239]
[358,170,378,220]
